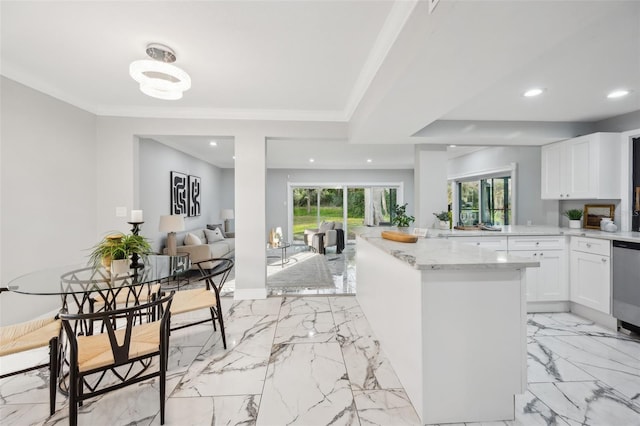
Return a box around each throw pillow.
[184,232,203,246]
[204,227,225,243]
[319,221,335,232]
[206,223,227,238]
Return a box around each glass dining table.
[7,255,189,330]
[5,254,190,393]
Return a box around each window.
[450,165,515,227]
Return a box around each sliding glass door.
[291,184,401,242]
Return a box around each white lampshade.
[220,209,235,220]
[159,215,185,233]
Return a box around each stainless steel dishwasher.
[612,240,640,332]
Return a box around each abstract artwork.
[171,171,188,215]
[188,175,201,217]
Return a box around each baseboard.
[527,301,570,313]
[570,302,618,330]
[234,287,268,300]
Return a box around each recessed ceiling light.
[209,141,217,146]
[449,144,457,148]
[366,159,372,163]
[607,89,630,99]
[523,88,545,97]
[309,158,315,163]
[232,156,235,160]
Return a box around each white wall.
[138,138,228,252]
[0,78,97,325]
[220,168,236,233]
[266,168,414,238]
[95,117,347,298]
[447,146,559,226]
[415,145,448,228]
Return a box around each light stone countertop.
[357,230,540,271]
[428,224,640,243]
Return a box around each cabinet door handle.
[536,242,540,246]
[560,194,564,198]
[586,243,591,248]
[540,252,544,256]
[533,253,538,256]
[602,258,607,263]
[476,242,480,246]
[566,194,570,198]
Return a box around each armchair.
[303,221,345,254]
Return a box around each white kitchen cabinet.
[541,132,621,200]
[451,236,508,252]
[570,237,611,314]
[508,237,567,302]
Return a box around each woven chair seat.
[76,322,160,372]
[170,288,216,315]
[0,317,61,357]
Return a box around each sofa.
[163,224,235,270]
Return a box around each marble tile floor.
[210,242,357,298]
[1,297,640,426]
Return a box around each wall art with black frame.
[188,175,201,217]
[170,171,188,215]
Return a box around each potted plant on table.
[391,203,415,230]
[563,209,583,229]
[433,211,450,230]
[89,233,152,273]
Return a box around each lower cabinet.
[519,250,568,301]
[452,236,508,252]
[451,234,613,314]
[570,238,611,314]
[508,236,568,303]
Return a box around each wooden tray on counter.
[381,231,418,243]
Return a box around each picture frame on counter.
[583,204,615,229]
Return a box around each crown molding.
[94,106,348,121]
[1,67,99,115]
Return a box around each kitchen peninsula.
[356,230,539,425]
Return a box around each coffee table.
[267,242,291,268]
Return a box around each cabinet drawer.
[570,237,610,257]
[508,236,565,251]
[453,237,508,251]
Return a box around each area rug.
[267,251,334,289]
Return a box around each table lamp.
[159,215,185,256]
[220,209,234,233]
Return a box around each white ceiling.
[2,1,639,168]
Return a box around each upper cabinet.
[541,132,621,200]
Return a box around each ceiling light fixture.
[309,158,315,163]
[449,144,457,148]
[209,141,217,146]
[129,43,191,100]
[366,159,372,163]
[523,88,545,97]
[607,89,630,99]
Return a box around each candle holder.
[128,221,144,236]
[127,221,145,269]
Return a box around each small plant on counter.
[433,211,449,221]
[563,209,583,220]
[391,203,415,227]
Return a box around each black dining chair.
[59,292,174,426]
[0,287,61,416]
[167,258,233,349]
